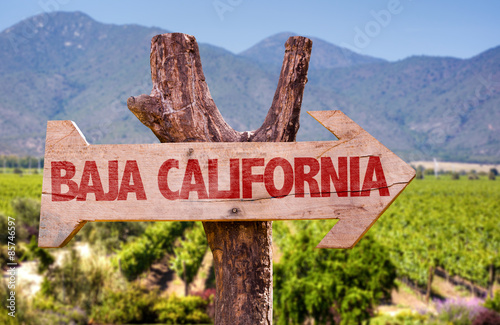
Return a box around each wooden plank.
[39,110,415,248]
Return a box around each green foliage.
[0,198,41,257]
[32,294,88,325]
[170,222,208,295]
[468,171,480,180]
[0,173,42,217]
[274,220,396,325]
[0,174,42,268]
[424,168,435,176]
[47,249,90,306]
[153,294,212,324]
[431,297,491,325]
[27,247,128,324]
[0,279,37,325]
[373,177,500,289]
[91,285,213,324]
[370,310,429,325]
[77,221,148,253]
[37,247,117,320]
[21,236,55,273]
[0,213,9,243]
[12,167,23,175]
[436,304,474,325]
[415,166,424,180]
[90,283,158,324]
[116,221,193,280]
[11,197,40,240]
[0,155,44,169]
[484,291,500,313]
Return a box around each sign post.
[39,33,414,324]
[40,110,414,248]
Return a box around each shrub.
[116,221,192,280]
[90,284,158,324]
[34,247,118,322]
[11,197,40,240]
[468,171,479,180]
[32,295,87,325]
[274,221,396,325]
[153,294,212,324]
[170,222,208,295]
[472,309,500,325]
[78,221,148,253]
[484,291,500,313]
[435,297,487,325]
[416,167,424,179]
[424,168,435,176]
[21,235,55,273]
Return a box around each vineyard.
[372,175,500,294]
[1,171,499,323]
[0,173,42,216]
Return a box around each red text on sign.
[51,160,147,201]
[157,156,389,200]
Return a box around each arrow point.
[316,218,375,249]
[308,110,365,140]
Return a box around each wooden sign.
[39,110,415,248]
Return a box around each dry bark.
[128,32,312,324]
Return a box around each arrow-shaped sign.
[39,110,415,248]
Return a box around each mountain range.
[0,11,499,163]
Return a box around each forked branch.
[127,32,312,325]
[127,33,312,144]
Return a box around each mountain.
[0,11,163,154]
[239,32,385,71]
[0,12,499,163]
[302,51,500,162]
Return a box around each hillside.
[239,31,386,71]
[0,11,499,163]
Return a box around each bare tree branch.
[127,32,312,325]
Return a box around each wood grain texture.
[127,33,241,143]
[39,111,415,249]
[126,33,313,325]
[39,33,414,324]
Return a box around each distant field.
[410,160,500,173]
[0,173,42,216]
[373,175,500,288]
[1,168,498,290]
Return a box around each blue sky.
[2,0,500,61]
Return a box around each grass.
[373,174,500,288]
[0,173,43,216]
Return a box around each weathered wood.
[128,33,242,143]
[128,33,312,325]
[202,221,273,324]
[39,111,415,249]
[38,32,415,324]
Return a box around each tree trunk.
[128,33,312,324]
[425,265,434,304]
[488,264,494,299]
[183,260,188,297]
